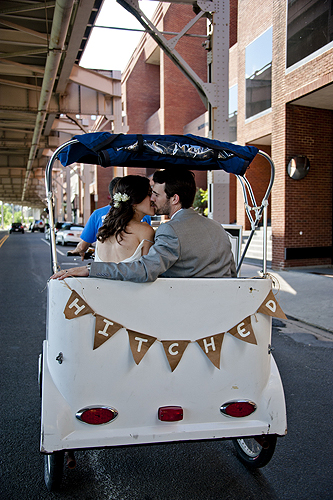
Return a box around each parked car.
[44,221,67,240]
[31,219,45,232]
[55,223,84,246]
[9,222,24,234]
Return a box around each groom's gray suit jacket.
[90,208,236,282]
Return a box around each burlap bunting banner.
[196,333,224,369]
[62,286,287,369]
[257,290,287,319]
[127,330,157,365]
[228,315,257,345]
[94,315,124,350]
[161,340,190,372]
[64,290,94,319]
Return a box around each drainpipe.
[21,0,75,202]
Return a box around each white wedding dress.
[94,239,152,263]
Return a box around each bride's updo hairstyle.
[97,175,151,243]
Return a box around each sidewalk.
[241,262,333,333]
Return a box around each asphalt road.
[0,230,332,499]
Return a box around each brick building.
[122,0,333,270]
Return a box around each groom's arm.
[89,224,179,283]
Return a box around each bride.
[95,175,155,263]
[50,175,155,280]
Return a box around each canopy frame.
[45,139,274,276]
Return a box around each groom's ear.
[170,193,180,206]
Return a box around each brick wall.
[162,4,207,135]
[125,52,160,134]
[283,104,333,267]
[229,0,238,47]
[271,0,333,268]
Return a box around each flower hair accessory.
[113,192,130,208]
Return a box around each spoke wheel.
[232,435,277,469]
[44,451,65,491]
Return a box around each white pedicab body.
[41,277,286,452]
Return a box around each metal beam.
[21,0,75,202]
[0,57,44,73]
[0,19,48,40]
[0,2,55,15]
[117,0,213,107]
[68,65,121,96]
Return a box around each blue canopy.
[57,133,258,176]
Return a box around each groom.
[51,167,236,281]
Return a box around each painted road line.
[0,235,9,248]
[41,238,65,255]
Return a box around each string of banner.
[63,286,287,372]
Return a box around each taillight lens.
[76,406,118,425]
[220,400,257,418]
[68,232,74,236]
[158,406,183,421]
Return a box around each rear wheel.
[44,451,64,491]
[232,435,277,469]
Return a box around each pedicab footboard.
[40,277,287,453]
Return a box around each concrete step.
[242,227,272,261]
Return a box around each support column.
[66,166,72,221]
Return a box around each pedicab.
[40,133,287,491]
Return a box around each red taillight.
[158,406,183,421]
[220,400,257,418]
[68,232,74,236]
[76,406,118,425]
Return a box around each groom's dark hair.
[153,167,196,208]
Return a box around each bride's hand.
[50,266,90,280]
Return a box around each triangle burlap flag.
[196,333,224,369]
[257,290,287,319]
[93,314,124,349]
[64,290,94,319]
[228,315,257,344]
[161,340,190,372]
[127,330,157,365]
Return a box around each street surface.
[0,230,332,499]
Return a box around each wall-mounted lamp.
[287,155,310,180]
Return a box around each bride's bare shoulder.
[132,220,155,241]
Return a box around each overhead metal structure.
[119,0,229,140]
[0,0,122,208]
[0,0,229,216]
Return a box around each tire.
[232,435,277,469]
[44,451,64,491]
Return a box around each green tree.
[0,203,13,227]
[193,188,208,216]
[14,210,23,223]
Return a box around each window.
[229,84,238,142]
[245,28,272,119]
[287,0,333,68]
